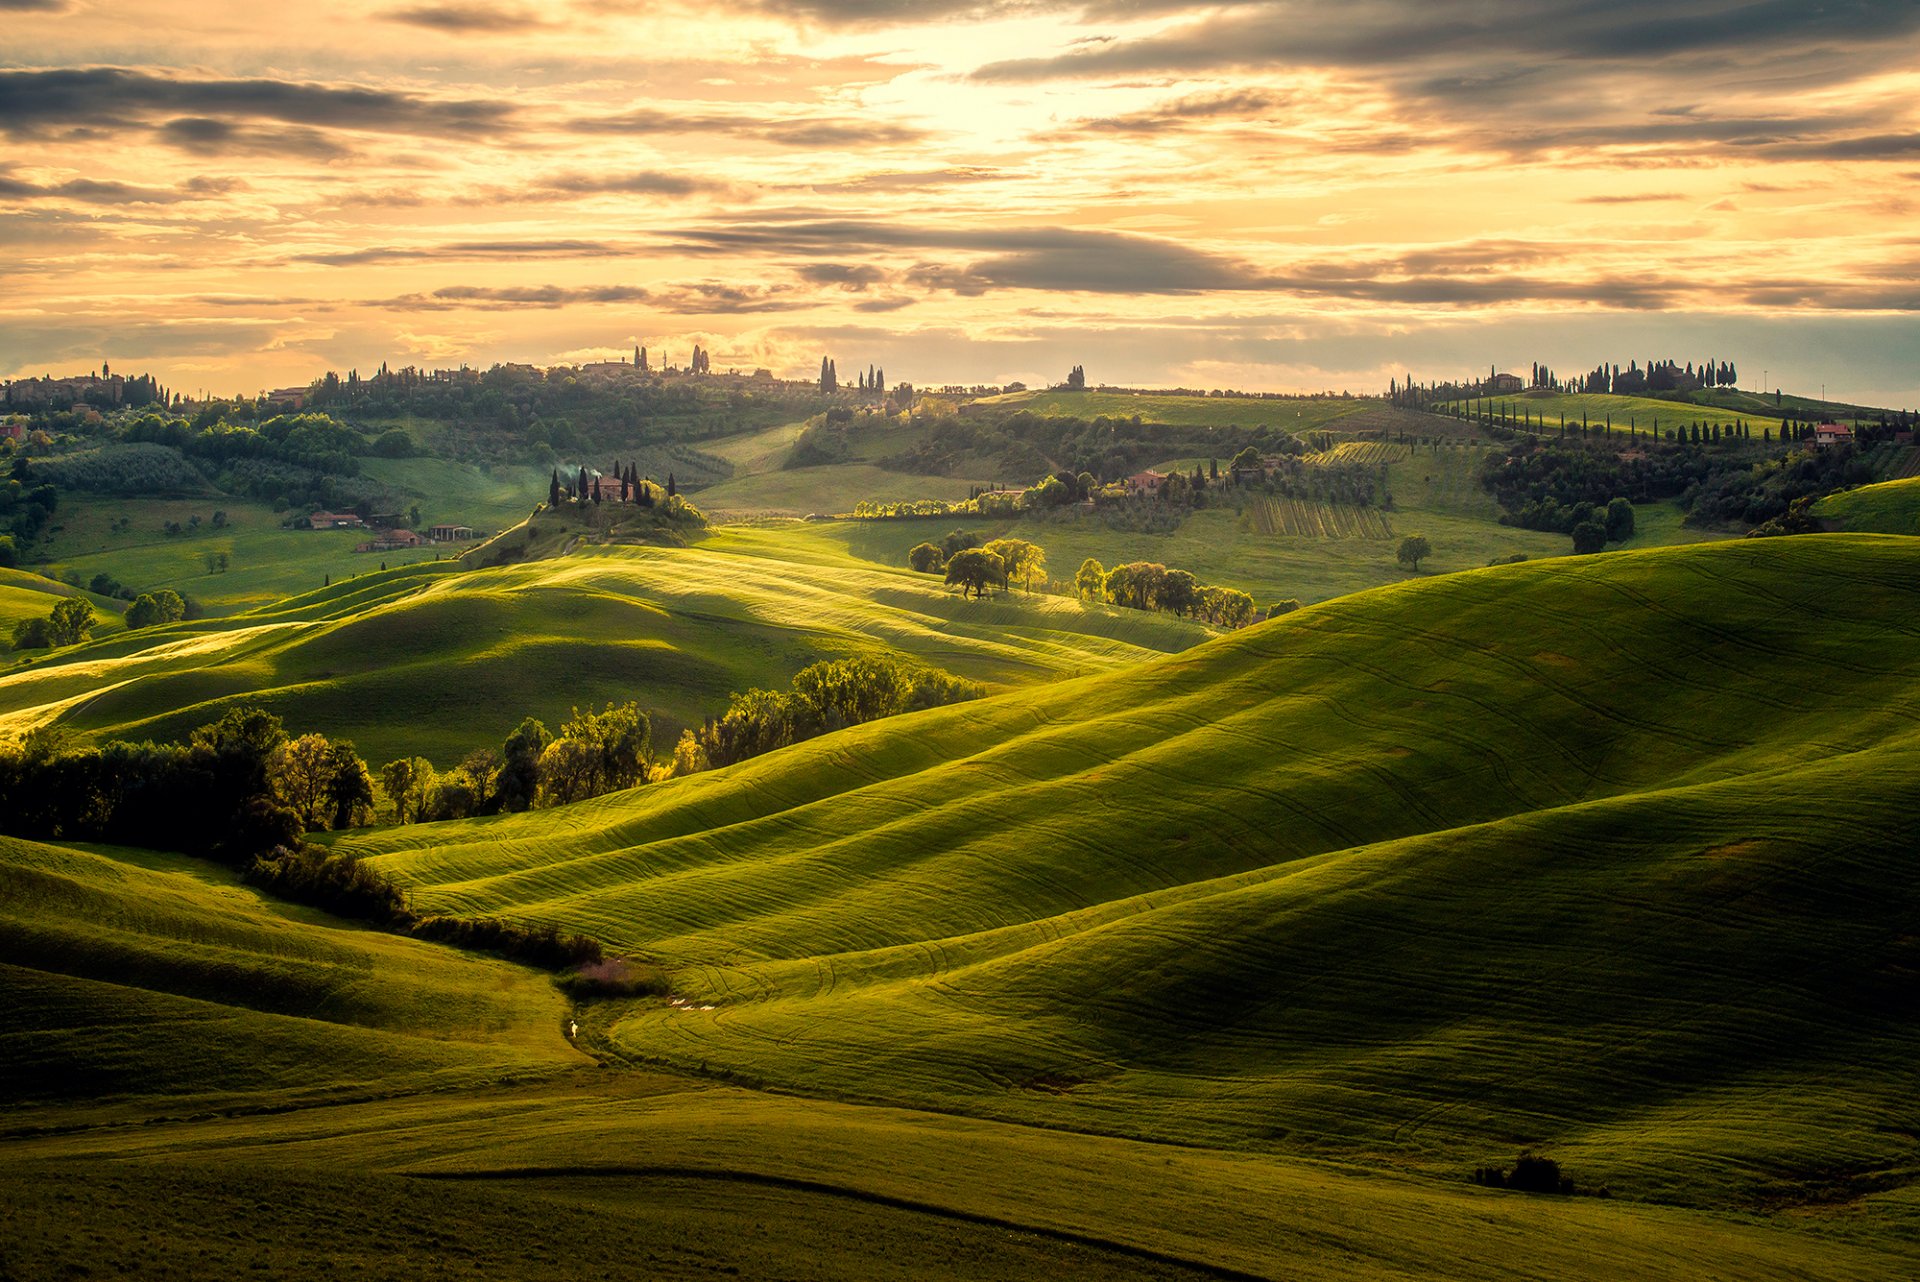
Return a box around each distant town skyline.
[4,2,1918,405]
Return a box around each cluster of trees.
[2,466,59,549]
[0,708,353,857]
[1482,434,1875,532]
[905,532,1257,627]
[679,655,981,771]
[878,409,1300,482]
[1090,559,1255,626]
[1063,364,1087,390]
[10,595,95,650]
[1577,359,1738,395]
[125,589,187,629]
[379,703,654,824]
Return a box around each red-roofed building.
[307,511,364,529]
[356,529,424,552]
[1125,469,1167,494]
[1812,422,1854,447]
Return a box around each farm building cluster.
[303,511,476,553]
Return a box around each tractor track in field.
[406,1164,1277,1282]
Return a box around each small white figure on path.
[567,1018,578,1040]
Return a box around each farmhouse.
[307,511,364,529]
[428,524,474,542]
[356,528,425,552]
[1488,372,1526,394]
[1812,423,1854,448]
[1125,469,1168,494]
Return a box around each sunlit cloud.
[0,0,1914,402]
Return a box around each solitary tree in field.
[1571,520,1607,555]
[549,469,561,508]
[667,472,677,498]
[1396,534,1432,572]
[1074,557,1106,601]
[944,547,1001,599]
[907,542,945,573]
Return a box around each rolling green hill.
[1441,390,1773,434]
[0,528,1208,765]
[5,535,1917,1280]
[1814,476,1920,534]
[0,835,578,1120]
[334,535,1920,1214]
[971,390,1378,430]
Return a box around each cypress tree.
[667,472,677,498]
[549,468,561,509]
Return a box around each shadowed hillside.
[335,535,1920,1209]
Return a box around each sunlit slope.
[1815,475,1920,533]
[0,567,125,638]
[339,535,1920,1200]
[0,540,1203,763]
[0,837,578,1117]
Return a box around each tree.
[1074,557,1106,601]
[537,737,598,807]
[380,757,422,823]
[1229,446,1263,476]
[556,702,652,796]
[324,740,376,830]
[1604,497,1635,543]
[46,596,94,647]
[0,534,14,568]
[495,717,550,813]
[1396,534,1432,572]
[205,550,230,573]
[944,547,1001,599]
[671,729,709,777]
[549,468,561,508]
[907,542,946,573]
[124,590,185,630]
[1065,364,1086,390]
[424,768,482,821]
[666,472,677,498]
[983,537,1045,593]
[269,733,339,830]
[1571,520,1607,555]
[1158,568,1199,617]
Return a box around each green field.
[1440,390,1777,435]
[822,440,1692,603]
[5,535,1918,1278]
[972,389,1379,431]
[0,525,1208,765]
[328,537,1920,1209]
[1815,475,1920,533]
[0,567,125,642]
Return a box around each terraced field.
[0,527,1207,765]
[335,536,1920,1221]
[1246,495,1395,539]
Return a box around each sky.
[3,1,1917,404]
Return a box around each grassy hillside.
[5,1074,1908,1281]
[1814,476,1920,534]
[0,567,125,641]
[972,390,1377,431]
[0,529,1207,765]
[337,536,1920,1213]
[0,835,578,1120]
[1442,390,1771,433]
[822,440,1713,604]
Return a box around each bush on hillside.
[556,956,668,999]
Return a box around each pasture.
[4,535,1918,1278]
[1814,475,1920,533]
[335,536,1920,1223]
[0,529,1208,765]
[972,389,1378,432]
